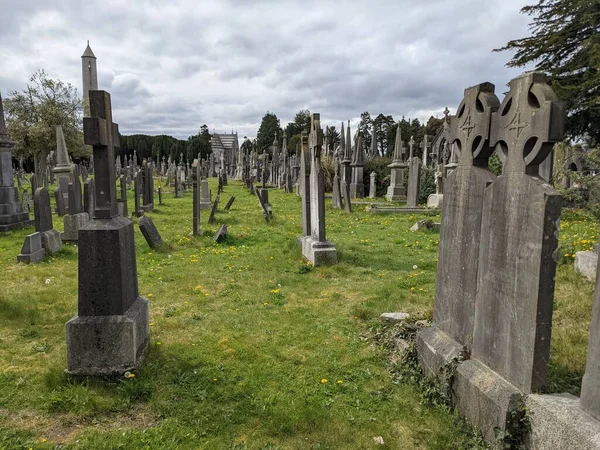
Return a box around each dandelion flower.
[321,378,328,384]
[337,380,343,384]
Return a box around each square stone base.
[63,213,90,242]
[17,248,45,263]
[386,186,406,202]
[41,229,62,255]
[141,203,154,213]
[526,393,600,449]
[199,200,211,210]
[301,235,337,266]
[0,212,32,232]
[65,296,150,376]
[426,194,444,208]
[417,326,522,445]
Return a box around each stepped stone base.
[301,235,337,266]
[65,296,150,376]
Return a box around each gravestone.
[0,94,31,230]
[54,189,66,216]
[214,224,227,243]
[332,160,342,209]
[17,232,45,263]
[349,135,365,199]
[52,125,72,212]
[191,159,201,236]
[301,114,337,266]
[141,159,154,212]
[256,189,271,222]
[224,196,235,210]
[343,181,352,214]
[369,172,376,199]
[158,186,162,206]
[300,132,311,236]
[118,175,128,217]
[200,178,211,209]
[406,137,421,208]
[34,187,62,255]
[473,72,564,393]
[138,215,163,248]
[419,83,499,357]
[208,194,220,224]
[386,124,408,202]
[133,171,142,217]
[66,90,149,376]
[83,178,95,217]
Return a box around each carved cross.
[83,90,120,219]
[490,72,565,174]
[449,82,499,167]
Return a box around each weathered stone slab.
[213,224,227,243]
[527,394,600,450]
[406,156,421,208]
[575,251,598,282]
[17,232,45,263]
[34,187,53,233]
[473,72,564,393]
[380,312,410,323]
[410,220,440,232]
[208,194,220,224]
[41,230,62,255]
[138,215,163,248]
[581,247,600,421]
[416,326,464,379]
[426,193,443,208]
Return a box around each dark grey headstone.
[138,215,163,249]
[34,187,53,232]
[55,188,66,216]
[83,179,95,218]
[213,224,227,243]
[224,196,235,210]
[17,232,45,263]
[208,194,220,225]
[256,190,270,222]
[300,133,311,235]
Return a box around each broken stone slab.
[213,224,227,243]
[380,312,410,323]
[426,193,443,209]
[17,232,45,263]
[410,220,440,232]
[526,393,600,449]
[138,215,163,248]
[41,230,62,255]
[575,251,598,282]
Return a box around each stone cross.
[83,91,120,219]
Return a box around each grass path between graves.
[0,179,598,449]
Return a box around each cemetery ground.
[0,179,598,449]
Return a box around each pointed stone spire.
[82,40,96,58]
[343,120,352,162]
[339,122,345,157]
[392,124,404,163]
[370,129,378,158]
[352,135,364,166]
[55,125,71,167]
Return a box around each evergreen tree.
[256,111,282,154]
[495,0,600,142]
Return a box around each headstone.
[34,187,62,255]
[17,232,45,263]
[213,224,227,243]
[473,72,564,393]
[343,181,352,214]
[158,186,162,206]
[369,171,376,199]
[141,159,154,212]
[0,94,31,230]
[575,251,598,281]
[208,194,220,224]
[581,248,600,420]
[63,178,90,242]
[66,89,149,376]
[406,137,421,207]
[118,175,128,217]
[134,171,142,217]
[386,124,408,202]
[349,135,365,199]
[224,196,235,211]
[138,215,163,248]
[200,178,210,209]
[332,160,342,209]
[300,132,311,236]
[256,189,271,222]
[191,159,201,236]
[301,113,337,266]
[83,179,95,218]
[52,125,72,212]
[54,189,66,216]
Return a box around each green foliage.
[284,109,311,138]
[373,114,396,156]
[419,166,436,204]
[256,111,283,154]
[488,152,503,175]
[364,157,392,197]
[495,0,600,142]
[4,69,85,182]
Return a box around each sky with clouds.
[0,0,534,140]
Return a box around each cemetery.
[1,1,600,448]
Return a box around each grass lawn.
[0,178,598,449]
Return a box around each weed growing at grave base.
[0,178,597,449]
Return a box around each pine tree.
[495,0,600,142]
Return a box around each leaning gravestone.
[224,196,235,211]
[208,194,220,225]
[65,89,149,375]
[34,187,62,255]
[213,224,227,243]
[138,215,163,248]
[17,232,45,263]
[256,189,271,222]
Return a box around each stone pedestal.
[62,212,90,242]
[575,250,598,282]
[66,296,149,375]
[301,235,337,266]
[200,179,211,209]
[386,165,407,202]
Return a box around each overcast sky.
[0,0,533,140]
